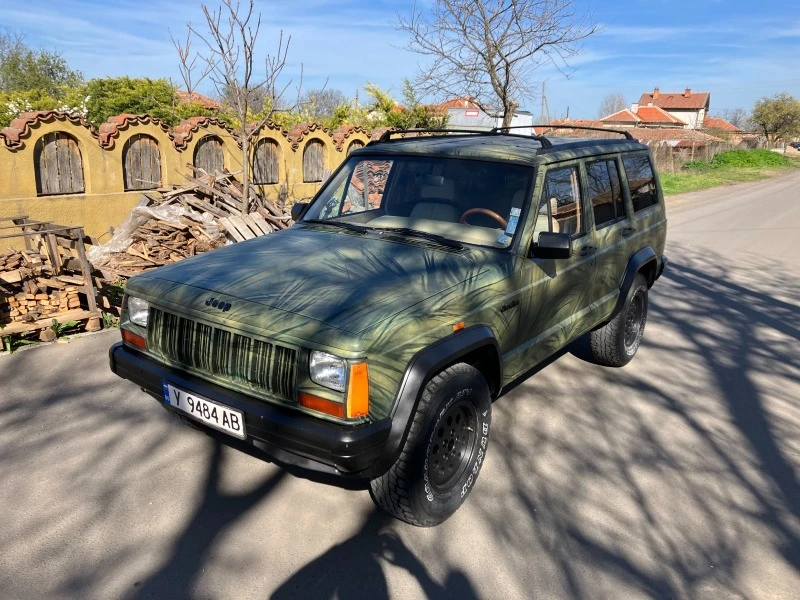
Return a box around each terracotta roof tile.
[436,97,482,110]
[0,110,97,150]
[97,114,172,149]
[637,88,710,110]
[172,116,239,150]
[176,90,221,109]
[600,109,641,123]
[635,105,686,124]
[284,122,332,151]
[702,116,741,132]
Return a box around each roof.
[176,90,221,109]
[635,106,686,124]
[601,109,641,123]
[361,132,646,166]
[703,116,741,132]
[601,106,686,126]
[638,88,710,110]
[435,97,482,111]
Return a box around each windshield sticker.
[497,207,522,246]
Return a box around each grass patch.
[662,150,799,196]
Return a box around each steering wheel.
[459,208,508,228]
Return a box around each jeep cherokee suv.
[109,127,668,526]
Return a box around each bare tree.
[170,27,214,101]
[398,0,597,128]
[302,88,346,119]
[718,107,750,130]
[179,0,299,215]
[598,93,626,118]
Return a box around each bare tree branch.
[178,0,301,215]
[398,0,597,127]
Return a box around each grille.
[148,307,297,401]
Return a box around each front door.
[508,163,597,375]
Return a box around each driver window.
[539,166,584,236]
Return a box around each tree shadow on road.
[133,441,286,599]
[271,510,477,600]
[472,244,800,597]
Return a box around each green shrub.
[710,149,789,168]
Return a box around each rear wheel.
[590,273,648,367]
[369,363,492,527]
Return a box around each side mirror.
[530,232,573,259]
[291,202,308,221]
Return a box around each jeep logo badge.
[205,297,232,312]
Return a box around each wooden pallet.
[219,212,275,241]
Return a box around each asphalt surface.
[2,170,799,599]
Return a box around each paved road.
[2,171,799,599]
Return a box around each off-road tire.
[590,273,648,367]
[369,363,492,527]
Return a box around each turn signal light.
[299,392,345,419]
[347,362,369,418]
[121,329,147,350]
[453,321,465,332]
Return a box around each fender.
[369,325,501,477]
[608,247,657,322]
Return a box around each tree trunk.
[241,133,250,216]
[502,107,514,129]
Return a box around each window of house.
[123,134,161,191]
[623,154,658,212]
[194,135,224,175]
[540,166,584,236]
[303,139,325,183]
[34,132,85,196]
[252,138,279,184]
[586,159,625,227]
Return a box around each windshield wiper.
[375,227,464,250]
[302,219,369,234]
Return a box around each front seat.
[409,179,458,222]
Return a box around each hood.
[127,225,491,335]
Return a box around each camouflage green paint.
[121,137,667,428]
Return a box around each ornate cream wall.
[0,111,372,242]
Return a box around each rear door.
[583,155,633,323]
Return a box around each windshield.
[300,155,533,249]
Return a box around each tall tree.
[398,0,597,128]
[180,0,300,215]
[598,93,626,118]
[0,32,83,97]
[751,93,800,146]
[302,88,347,120]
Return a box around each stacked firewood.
[0,248,86,323]
[91,170,293,279]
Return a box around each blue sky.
[2,0,799,119]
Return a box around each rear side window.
[586,160,625,227]
[623,154,658,212]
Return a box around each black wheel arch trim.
[371,324,501,477]
[608,247,658,322]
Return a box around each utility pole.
[539,82,552,124]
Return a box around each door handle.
[580,246,596,257]
[621,226,637,237]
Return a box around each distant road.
[1,171,799,599]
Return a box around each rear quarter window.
[623,154,659,212]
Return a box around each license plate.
[163,383,246,440]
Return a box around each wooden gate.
[34,132,85,196]
[123,134,162,190]
[303,139,325,182]
[253,138,279,184]
[194,135,224,175]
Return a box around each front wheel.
[369,363,492,527]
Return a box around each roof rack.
[493,124,634,140]
[373,128,490,144]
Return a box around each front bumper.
[109,342,392,479]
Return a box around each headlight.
[127,296,150,327]
[310,351,346,392]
